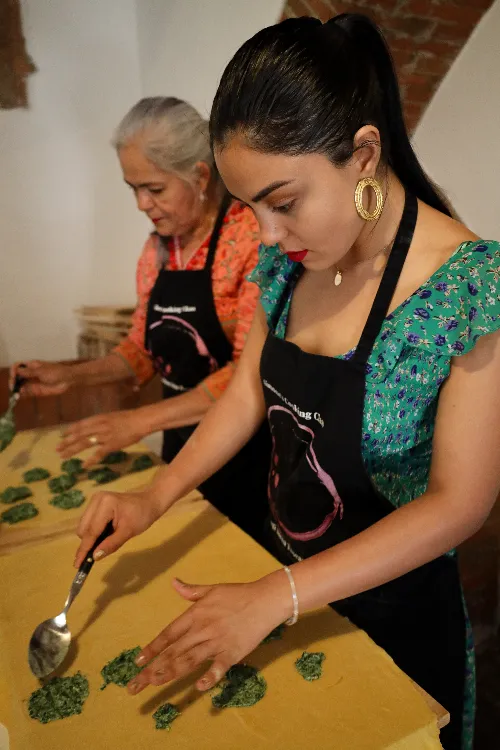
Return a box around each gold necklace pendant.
[334,269,343,286]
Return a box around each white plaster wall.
[136,0,284,117]
[413,0,500,239]
[0,0,145,365]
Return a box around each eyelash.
[128,186,164,195]
[272,200,295,215]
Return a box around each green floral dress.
[249,239,500,750]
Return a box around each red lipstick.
[285,250,308,262]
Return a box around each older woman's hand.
[10,360,72,396]
[57,409,148,468]
[127,573,291,695]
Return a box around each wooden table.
[0,429,448,748]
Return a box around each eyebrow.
[125,180,164,189]
[251,180,294,203]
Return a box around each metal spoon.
[28,521,114,679]
[0,372,26,453]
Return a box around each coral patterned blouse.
[114,202,260,401]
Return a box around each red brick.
[400,73,430,86]
[405,104,424,120]
[404,79,438,102]
[451,0,493,8]
[401,0,491,21]
[382,15,436,41]
[428,4,485,26]
[0,0,34,109]
[346,2,390,22]
[414,53,453,77]
[404,100,424,115]
[422,39,462,59]
[391,47,418,68]
[381,25,401,44]
[432,20,474,44]
[320,0,357,16]
[287,0,312,17]
[304,0,334,21]
[401,0,435,16]
[327,0,371,16]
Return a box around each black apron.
[145,195,271,545]
[260,193,467,750]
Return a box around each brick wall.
[282,0,494,132]
[0,0,36,108]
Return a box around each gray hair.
[112,97,214,181]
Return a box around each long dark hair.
[210,14,451,217]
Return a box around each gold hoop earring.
[354,177,384,221]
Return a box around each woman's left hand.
[57,409,148,467]
[127,574,290,695]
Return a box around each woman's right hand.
[74,486,165,568]
[9,360,72,397]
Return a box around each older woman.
[13,97,270,542]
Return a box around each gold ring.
[88,435,99,446]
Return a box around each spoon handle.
[13,372,26,394]
[12,363,27,396]
[6,371,27,414]
[79,520,115,576]
[64,521,115,613]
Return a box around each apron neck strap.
[204,192,232,272]
[352,192,418,368]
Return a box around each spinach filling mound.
[61,458,85,476]
[294,651,326,682]
[23,468,51,483]
[88,467,120,485]
[212,664,267,709]
[28,672,89,724]
[100,646,144,689]
[1,501,38,524]
[50,489,85,510]
[101,451,128,465]
[0,485,33,504]
[153,702,180,730]
[130,454,154,473]
[48,474,77,494]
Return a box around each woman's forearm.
[150,379,266,513]
[266,489,490,616]
[66,353,133,386]
[138,387,214,434]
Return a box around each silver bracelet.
[283,566,299,626]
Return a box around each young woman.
[73,17,500,749]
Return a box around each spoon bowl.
[27,521,114,679]
[28,613,71,679]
